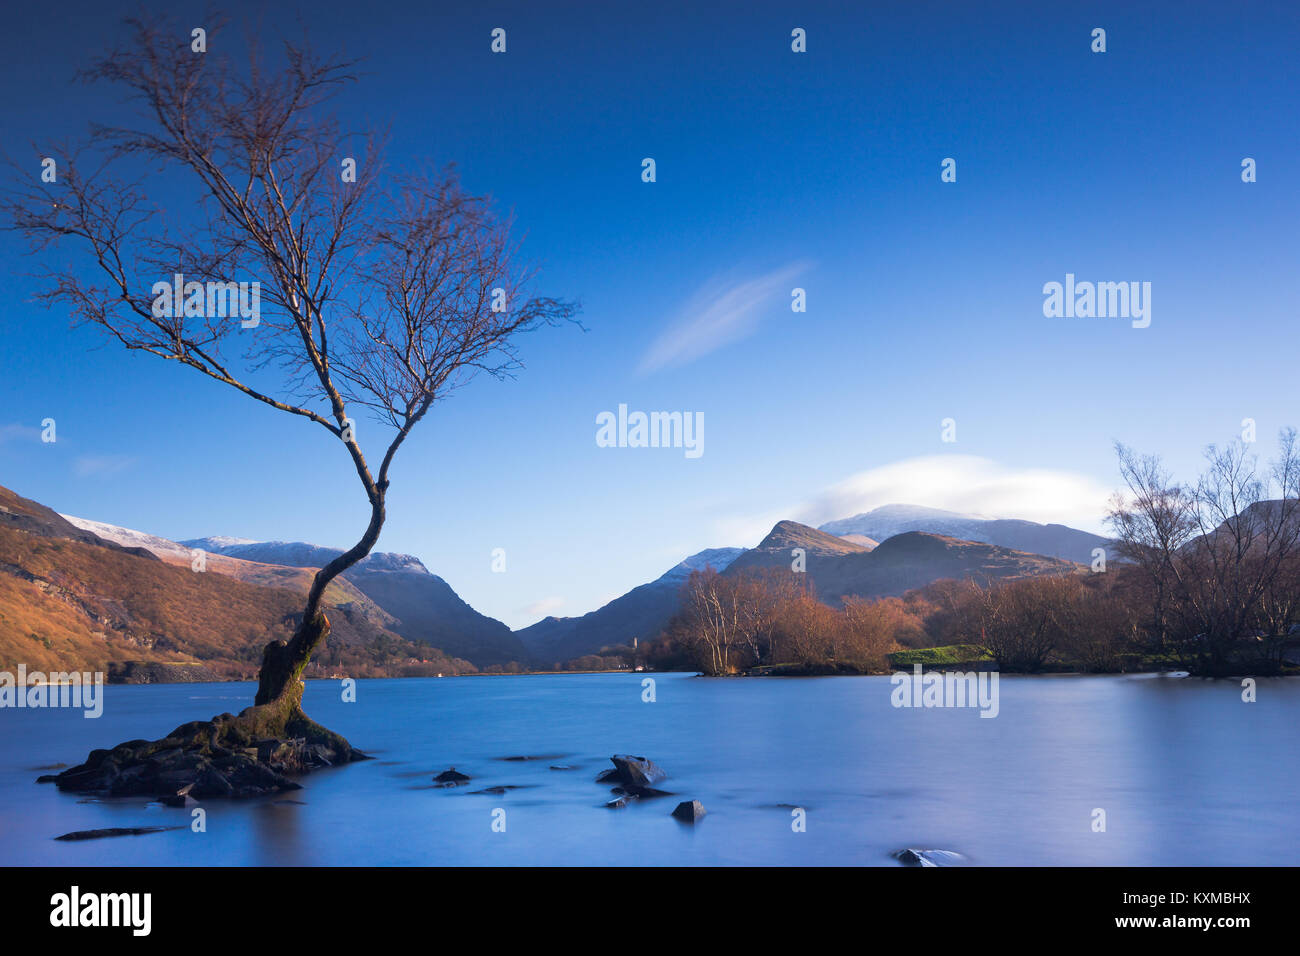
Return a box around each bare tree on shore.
[1108,430,1300,674]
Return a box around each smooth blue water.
[1,672,1296,865]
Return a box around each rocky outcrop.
[40,695,367,799]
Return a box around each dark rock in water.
[36,775,59,784]
[672,800,707,823]
[55,826,182,841]
[614,784,673,799]
[604,754,667,789]
[469,785,534,794]
[606,795,636,809]
[161,782,198,807]
[894,848,966,867]
[434,768,471,785]
[498,754,566,762]
[549,765,577,771]
[45,703,366,800]
[628,786,673,799]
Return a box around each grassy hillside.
[0,524,474,679]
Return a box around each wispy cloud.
[73,454,136,478]
[639,261,809,373]
[0,423,41,445]
[521,596,565,619]
[710,455,1113,546]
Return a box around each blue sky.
[1,1,1297,628]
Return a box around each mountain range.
[818,504,1108,564]
[520,514,1087,664]
[1,481,1112,676]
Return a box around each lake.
[1,671,1295,865]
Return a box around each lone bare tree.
[5,19,577,743]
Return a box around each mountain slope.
[517,547,744,664]
[64,517,385,612]
[3,486,157,560]
[819,504,1108,564]
[804,530,1080,604]
[0,486,474,679]
[725,520,870,577]
[183,537,525,667]
[728,519,1078,605]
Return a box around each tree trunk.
[254,611,331,707]
[254,493,386,707]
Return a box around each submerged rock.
[610,783,672,797]
[894,848,966,867]
[434,768,471,785]
[55,826,182,841]
[498,754,567,762]
[672,800,707,823]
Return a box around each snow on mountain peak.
[59,515,191,559]
[659,547,745,583]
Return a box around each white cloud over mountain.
[711,455,1113,547]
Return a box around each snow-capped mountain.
[176,536,521,664]
[819,504,988,541]
[60,514,193,560]
[181,537,429,575]
[817,504,1108,565]
[658,547,746,584]
[55,518,522,666]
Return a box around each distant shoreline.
[67,666,1298,688]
